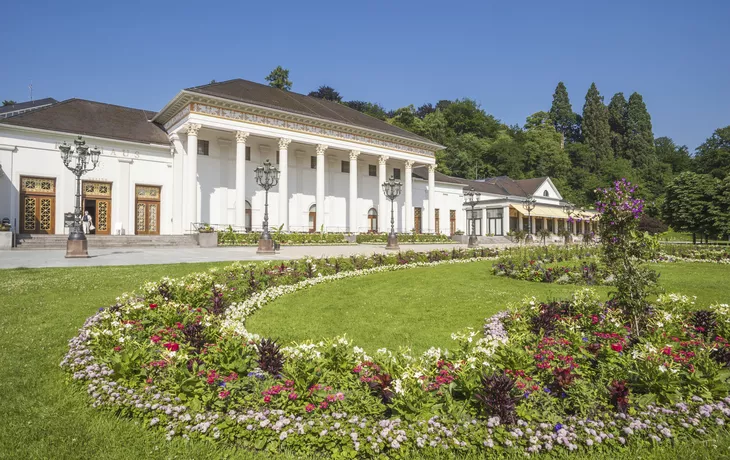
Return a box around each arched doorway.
[367,208,378,233]
[308,204,316,233]
[245,200,252,232]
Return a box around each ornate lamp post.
[522,195,536,243]
[254,159,280,254]
[59,136,100,258]
[382,175,402,250]
[463,186,481,248]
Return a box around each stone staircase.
[14,234,199,250]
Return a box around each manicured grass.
[1,259,730,459]
[249,261,730,353]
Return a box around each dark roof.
[0,98,57,115]
[184,79,437,145]
[0,99,169,145]
[412,166,549,197]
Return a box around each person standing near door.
[82,210,94,234]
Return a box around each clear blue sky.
[1,0,728,150]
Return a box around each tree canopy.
[308,85,341,102]
[265,66,292,91]
[2,100,16,106]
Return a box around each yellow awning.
[511,204,569,219]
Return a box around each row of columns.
[183,125,437,233]
[515,215,594,234]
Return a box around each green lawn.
[249,261,730,353]
[2,260,730,459]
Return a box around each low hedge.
[355,232,454,244]
[218,231,349,246]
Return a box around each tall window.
[310,156,317,169]
[368,165,377,176]
[368,208,378,233]
[276,151,280,164]
[245,146,251,161]
[308,204,317,232]
[393,168,401,180]
[543,190,549,197]
[245,200,252,232]
[341,160,350,173]
[450,210,456,235]
[435,209,440,234]
[197,140,209,156]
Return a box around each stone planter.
[345,234,357,244]
[0,231,12,250]
[197,231,218,248]
[450,234,468,244]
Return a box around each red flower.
[611,342,623,353]
[150,335,161,344]
[263,395,271,403]
[219,390,230,399]
[288,392,298,401]
[176,322,185,330]
[305,403,315,412]
[319,401,328,409]
[149,303,158,310]
[591,315,599,325]
[163,342,179,352]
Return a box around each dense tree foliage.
[265,66,292,91]
[308,85,341,102]
[2,100,17,106]
[299,79,727,228]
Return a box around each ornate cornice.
[164,98,439,157]
[378,155,389,165]
[187,123,201,136]
[235,131,250,143]
[349,150,360,160]
[278,138,292,150]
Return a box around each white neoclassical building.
[0,78,589,239]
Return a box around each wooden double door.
[20,176,56,234]
[83,181,113,235]
[135,185,161,235]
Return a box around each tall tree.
[2,100,16,106]
[308,85,341,102]
[342,100,388,120]
[523,112,571,179]
[662,171,719,241]
[607,92,628,159]
[265,66,292,91]
[655,137,692,173]
[548,82,576,147]
[694,125,730,179]
[624,92,655,169]
[582,83,613,168]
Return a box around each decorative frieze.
[188,103,435,157]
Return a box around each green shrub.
[355,232,453,244]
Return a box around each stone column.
[278,138,291,231]
[170,134,184,235]
[543,217,548,234]
[186,123,201,231]
[404,160,414,232]
[378,155,389,233]
[315,144,327,232]
[234,131,249,229]
[553,217,559,235]
[503,205,511,235]
[349,150,359,232]
[117,158,132,234]
[428,164,435,234]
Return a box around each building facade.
[0,79,590,239]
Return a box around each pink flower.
[219,390,230,399]
[319,401,329,410]
[305,403,315,413]
[150,335,161,343]
[288,392,298,401]
[336,392,344,401]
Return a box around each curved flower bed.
[62,248,730,457]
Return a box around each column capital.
[405,160,415,169]
[349,150,360,160]
[428,164,437,173]
[187,123,201,136]
[378,155,389,165]
[316,144,328,155]
[235,131,250,143]
[278,138,292,150]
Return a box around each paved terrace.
[0,243,514,270]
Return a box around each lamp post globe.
[254,159,280,254]
[382,175,402,250]
[463,186,481,248]
[59,136,101,258]
[522,195,537,243]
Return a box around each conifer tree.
[582,83,612,168]
[625,92,655,169]
[607,92,628,159]
[549,82,575,147]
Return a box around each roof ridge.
[0,98,69,121]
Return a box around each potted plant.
[197,223,218,248]
[537,228,552,246]
[0,219,12,250]
[559,228,573,245]
[450,229,467,244]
